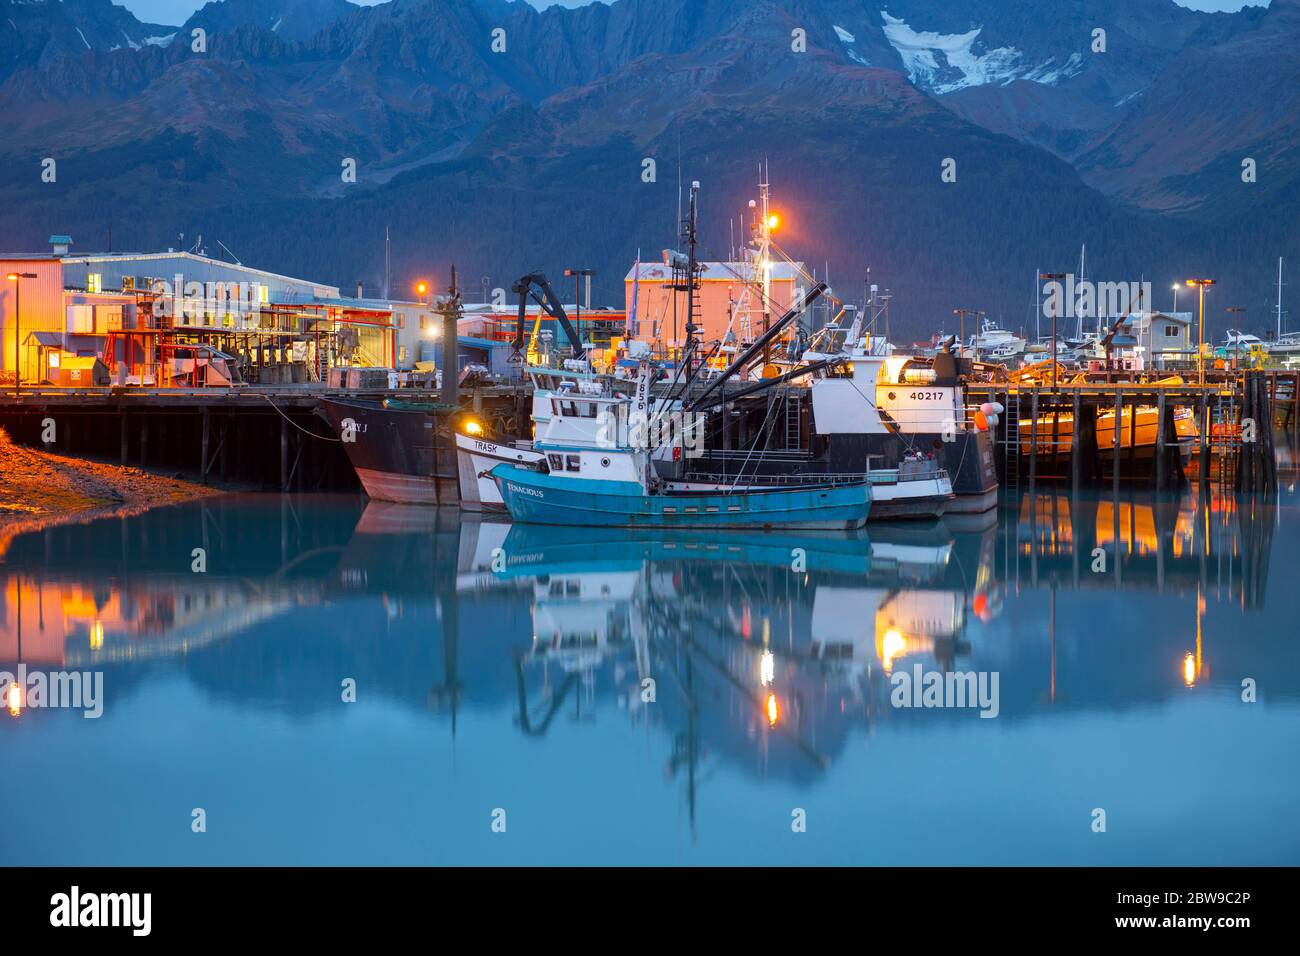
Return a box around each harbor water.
[2,476,1299,865]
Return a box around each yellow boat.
[1014,374,1199,459]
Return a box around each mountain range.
[0,0,1296,339]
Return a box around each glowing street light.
[766,213,780,231]
[1186,278,1215,385]
[1171,283,1182,313]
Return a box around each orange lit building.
[625,256,807,351]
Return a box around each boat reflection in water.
[2,482,1299,864]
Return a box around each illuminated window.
[259,284,269,304]
[87,273,102,293]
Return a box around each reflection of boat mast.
[513,652,578,736]
[427,531,463,737]
[1049,585,1056,704]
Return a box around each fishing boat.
[487,363,873,530]
[318,396,460,504]
[1016,387,1199,461]
[968,318,1027,360]
[675,337,992,514]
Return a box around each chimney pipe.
[356,281,364,300]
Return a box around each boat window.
[547,454,564,472]
[566,455,581,472]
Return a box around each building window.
[1165,327,1181,338]
[87,273,102,293]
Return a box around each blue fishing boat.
[490,464,871,530]
[485,359,872,530]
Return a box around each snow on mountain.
[879,11,1083,94]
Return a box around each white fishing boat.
[968,318,1027,359]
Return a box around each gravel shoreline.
[0,427,220,535]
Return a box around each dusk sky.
[120,0,1271,29]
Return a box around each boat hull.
[318,398,457,505]
[454,432,547,512]
[491,465,872,530]
[1017,406,1198,460]
[667,472,951,520]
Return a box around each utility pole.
[1187,278,1215,385]
[1040,273,1067,391]
[436,266,462,406]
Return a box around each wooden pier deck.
[0,383,526,493]
[967,370,1293,493]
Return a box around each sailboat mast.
[1077,243,1086,339]
[1278,256,1285,340]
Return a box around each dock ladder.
[1002,390,1022,485]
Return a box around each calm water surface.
[3,477,1299,865]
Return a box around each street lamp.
[1171,283,1182,313]
[1226,307,1247,368]
[1186,278,1215,385]
[6,272,36,397]
[1040,273,1066,390]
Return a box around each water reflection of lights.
[89,621,104,651]
[765,692,779,727]
[1183,652,1198,687]
[759,651,775,686]
[880,627,906,672]
[6,680,21,717]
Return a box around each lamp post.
[1226,307,1247,369]
[1171,283,1181,314]
[1186,278,1215,385]
[1040,273,1066,390]
[6,272,36,397]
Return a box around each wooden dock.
[967,370,1293,493]
[0,383,526,493]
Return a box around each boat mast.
[1277,256,1286,340]
[683,180,701,383]
[757,162,773,364]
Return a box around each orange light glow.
[6,680,21,717]
[765,692,779,726]
[767,214,780,231]
[415,281,429,297]
[1183,652,1197,687]
[881,627,906,672]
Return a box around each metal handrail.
[676,467,945,487]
